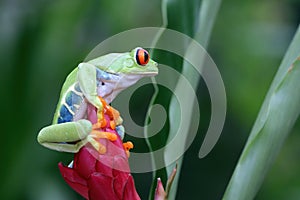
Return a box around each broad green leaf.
[166,1,222,199]
[223,25,300,200]
[146,0,222,199]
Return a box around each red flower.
[58,103,140,200]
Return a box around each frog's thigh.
[38,119,92,143]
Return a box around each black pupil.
[144,51,149,63]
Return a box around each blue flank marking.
[57,83,84,124]
[65,92,82,110]
[57,116,65,124]
[74,82,82,92]
[69,105,77,113]
[58,105,73,123]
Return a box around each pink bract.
[58,104,140,200]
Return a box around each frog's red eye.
[135,48,149,66]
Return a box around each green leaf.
[146,0,222,199]
[166,1,222,199]
[223,25,300,200]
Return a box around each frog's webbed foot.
[90,130,117,141]
[88,127,118,154]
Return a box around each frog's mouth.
[126,65,159,76]
[106,70,158,76]
[135,71,158,76]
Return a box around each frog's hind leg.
[37,119,92,153]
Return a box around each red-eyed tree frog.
[37,47,158,153]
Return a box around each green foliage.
[146,0,222,199]
[1,0,300,200]
[223,26,300,200]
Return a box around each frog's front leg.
[77,62,105,124]
[37,119,117,153]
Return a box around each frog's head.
[99,47,158,76]
[126,47,158,75]
[95,47,158,103]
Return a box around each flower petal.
[112,167,129,199]
[74,147,97,179]
[88,173,116,200]
[112,155,130,174]
[58,162,88,199]
[95,154,114,177]
[123,175,141,200]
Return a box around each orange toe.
[110,120,116,130]
[107,132,117,141]
[92,122,101,129]
[91,130,117,141]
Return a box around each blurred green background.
[1,0,300,199]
